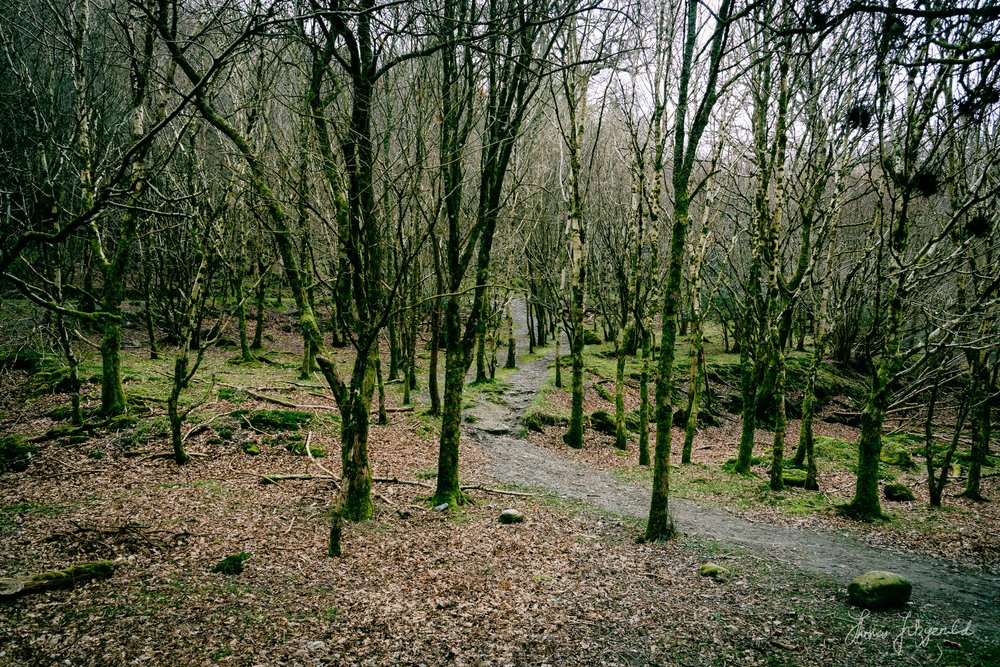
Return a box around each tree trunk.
[504,302,516,369]
[963,363,991,501]
[251,261,266,350]
[435,299,467,508]
[614,328,627,450]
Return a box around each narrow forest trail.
[463,301,1000,644]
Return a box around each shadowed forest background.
[1,0,999,665]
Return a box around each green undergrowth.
[614,462,850,517]
[231,409,313,432]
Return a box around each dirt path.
[464,302,1000,643]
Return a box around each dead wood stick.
[138,451,210,462]
[305,431,340,481]
[260,473,335,484]
[218,383,336,411]
[0,561,115,599]
[182,413,227,443]
[41,468,104,479]
[459,484,537,498]
[372,476,434,489]
[282,380,326,389]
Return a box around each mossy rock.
[625,410,642,433]
[0,435,37,472]
[233,409,313,432]
[847,571,912,609]
[523,411,568,432]
[29,365,75,397]
[883,483,916,502]
[672,406,723,428]
[212,552,252,575]
[499,508,525,524]
[582,329,602,345]
[698,563,729,581]
[589,410,617,436]
[783,468,808,487]
[880,447,917,470]
[286,439,325,457]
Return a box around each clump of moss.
[212,552,252,575]
[0,435,38,472]
[48,405,76,421]
[217,387,246,403]
[286,439,325,457]
[589,410,617,436]
[233,409,313,432]
[594,384,614,402]
[523,411,568,432]
[29,365,75,397]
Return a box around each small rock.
[433,503,450,512]
[848,571,912,609]
[397,509,412,520]
[499,508,525,524]
[883,483,916,502]
[699,563,729,581]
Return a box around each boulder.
[499,508,525,524]
[847,571,912,609]
[589,410,617,436]
[883,483,916,502]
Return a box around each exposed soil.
[464,307,1000,646]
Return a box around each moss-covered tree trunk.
[251,260,266,350]
[647,0,731,541]
[168,351,190,465]
[435,299,467,508]
[681,327,702,464]
[638,329,652,466]
[963,360,991,501]
[561,39,588,451]
[505,301,516,369]
[613,328,627,450]
[845,288,904,521]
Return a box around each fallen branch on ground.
[260,473,335,485]
[218,383,336,411]
[373,476,434,489]
[0,561,115,599]
[138,451,210,462]
[460,484,537,498]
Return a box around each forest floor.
[0,302,998,666]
